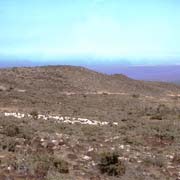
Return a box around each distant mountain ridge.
[90,65,180,83]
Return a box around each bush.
[32,153,53,177]
[132,94,140,98]
[172,153,180,164]
[0,137,17,152]
[30,110,38,120]
[143,155,166,168]
[102,92,109,95]
[98,152,126,177]
[4,124,20,137]
[33,154,69,177]
[150,114,163,120]
[53,158,69,174]
[35,161,50,178]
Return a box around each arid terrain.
[0,65,180,180]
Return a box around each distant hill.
[0,65,179,98]
[91,65,180,83]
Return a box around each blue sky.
[0,0,180,65]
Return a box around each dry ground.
[0,66,180,180]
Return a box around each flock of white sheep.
[4,112,118,126]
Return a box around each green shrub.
[0,137,17,152]
[98,152,126,177]
[33,154,69,176]
[53,158,69,174]
[4,124,20,137]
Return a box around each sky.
[0,0,180,65]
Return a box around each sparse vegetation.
[0,66,180,179]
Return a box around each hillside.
[0,65,180,96]
[0,66,180,180]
